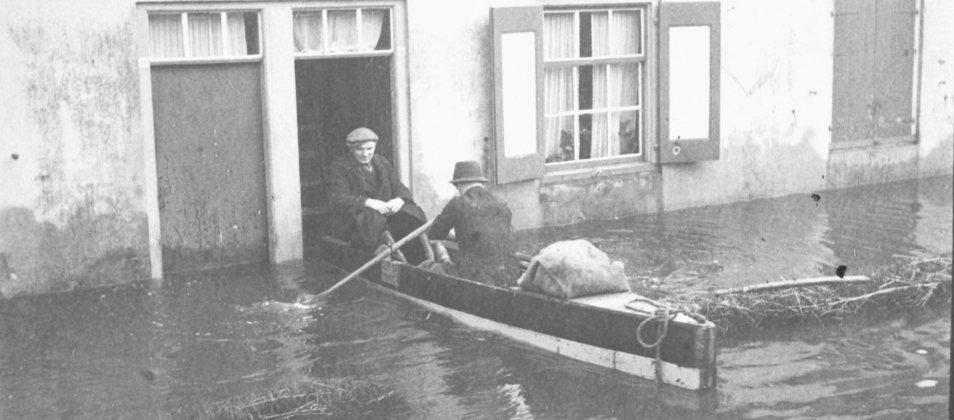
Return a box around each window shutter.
[659,2,720,163]
[492,6,545,184]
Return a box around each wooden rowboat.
[317,237,718,391]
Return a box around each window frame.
[291,7,395,60]
[145,10,263,66]
[541,5,651,173]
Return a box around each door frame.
[136,1,411,280]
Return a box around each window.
[491,4,720,184]
[147,12,261,61]
[831,0,917,147]
[542,8,645,164]
[293,8,392,57]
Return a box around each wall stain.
[539,173,660,226]
[2,13,147,295]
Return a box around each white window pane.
[328,10,358,53]
[544,13,575,59]
[188,13,223,56]
[226,13,248,55]
[293,11,323,53]
[589,11,610,57]
[612,110,640,155]
[501,32,538,158]
[590,112,610,158]
[612,10,641,55]
[591,64,608,109]
[149,14,184,57]
[361,9,387,51]
[544,67,574,113]
[669,26,710,140]
[609,63,639,107]
[545,116,575,162]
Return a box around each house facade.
[1,0,951,294]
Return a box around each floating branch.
[711,276,872,296]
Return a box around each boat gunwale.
[315,236,718,389]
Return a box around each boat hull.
[318,237,718,390]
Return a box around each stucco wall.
[405,0,504,221]
[406,0,838,221]
[406,0,662,229]
[918,0,954,176]
[660,0,832,211]
[0,0,148,296]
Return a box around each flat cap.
[345,127,378,144]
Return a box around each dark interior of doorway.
[296,57,392,255]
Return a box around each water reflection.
[718,307,950,419]
[0,176,949,419]
[516,176,953,292]
[298,282,719,420]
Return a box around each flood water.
[0,176,950,419]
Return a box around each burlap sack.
[517,239,630,299]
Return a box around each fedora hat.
[345,127,378,144]
[450,161,488,184]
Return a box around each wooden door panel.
[873,0,917,138]
[152,63,268,272]
[832,0,876,143]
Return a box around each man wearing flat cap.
[427,161,521,287]
[327,127,428,264]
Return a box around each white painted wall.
[917,0,954,176]
[661,0,833,211]
[406,0,503,218]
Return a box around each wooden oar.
[312,218,436,300]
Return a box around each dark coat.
[327,154,426,259]
[428,186,521,287]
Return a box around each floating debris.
[915,349,929,355]
[915,380,938,388]
[183,378,397,420]
[669,256,952,336]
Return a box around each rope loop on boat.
[628,296,709,387]
[631,298,671,386]
[634,300,672,349]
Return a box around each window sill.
[541,161,656,185]
[829,135,917,151]
[148,55,263,66]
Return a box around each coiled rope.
[626,297,709,386]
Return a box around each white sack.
[517,239,630,299]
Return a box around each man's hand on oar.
[298,219,436,307]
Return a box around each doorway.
[296,57,394,253]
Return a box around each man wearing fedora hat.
[327,127,428,264]
[427,161,521,287]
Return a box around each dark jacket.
[327,154,426,253]
[327,154,414,216]
[428,186,520,287]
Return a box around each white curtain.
[607,63,639,156]
[612,12,641,154]
[590,12,610,158]
[149,14,183,57]
[612,10,641,55]
[189,13,223,56]
[328,10,357,52]
[361,9,386,50]
[293,12,323,53]
[226,13,248,55]
[543,13,575,160]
